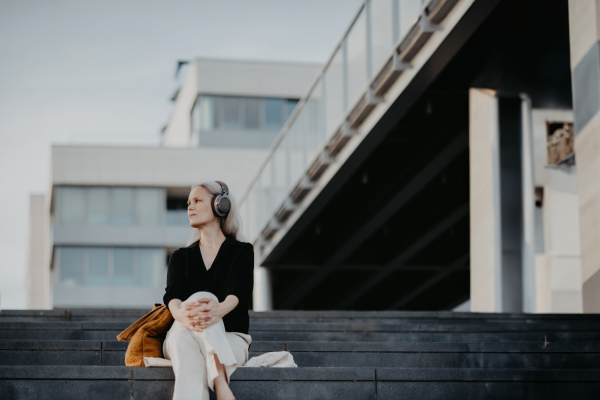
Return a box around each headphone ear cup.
[218,195,230,214]
[212,193,230,217]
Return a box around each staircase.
[1,309,599,399]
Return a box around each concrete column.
[253,264,273,311]
[469,89,534,313]
[469,88,503,312]
[521,95,537,313]
[26,194,51,309]
[568,0,600,313]
[252,246,273,311]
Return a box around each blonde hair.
[186,180,246,245]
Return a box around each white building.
[26,59,320,309]
[27,0,597,314]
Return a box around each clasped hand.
[180,298,222,332]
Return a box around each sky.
[0,0,364,309]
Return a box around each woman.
[162,180,254,400]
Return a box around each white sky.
[0,0,363,309]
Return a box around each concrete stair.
[1,309,599,399]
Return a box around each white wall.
[531,109,582,313]
[194,58,321,98]
[51,145,268,198]
[162,63,198,148]
[161,58,321,148]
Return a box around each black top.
[163,236,254,334]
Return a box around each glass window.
[138,248,165,287]
[285,99,299,119]
[114,247,134,286]
[136,188,163,226]
[199,95,217,131]
[191,96,201,134]
[112,188,135,225]
[244,97,261,129]
[59,247,85,286]
[58,187,86,225]
[166,196,189,225]
[88,187,110,225]
[265,98,283,131]
[89,247,110,286]
[223,96,241,129]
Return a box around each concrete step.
[2,327,599,342]
[3,309,600,322]
[2,339,599,369]
[2,319,599,332]
[1,365,598,400]
[2,309,600,399]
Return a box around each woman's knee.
[183,291,218,304]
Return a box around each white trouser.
[163,291,252,400]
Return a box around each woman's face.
[187,186,217,228]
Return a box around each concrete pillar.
[253,265,273,311]
[26,194,51,309]
[568,0,600,313]
[469,89,535,313]
[521,95,537,313]
[469,88,503,312]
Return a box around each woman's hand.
[169,299,206,332]
[193,295,239,329]
[169,295,239,332]
[193,298,224,329]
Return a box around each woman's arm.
[163,250,187,309]
[223,243,255,309]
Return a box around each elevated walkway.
[240,0,576,314]
[240,0,502,311]
[1,309,599,399]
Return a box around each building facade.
[26,59,320,309]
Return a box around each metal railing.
[239,0,439,246]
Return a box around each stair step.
[4,309,600,322]
[2,329,598,342]
[2,339,599,368]
[1,366,598,400]
[2,320,599,331]
[2,349,598,369]
[5,339,600,352]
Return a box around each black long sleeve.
[224,243,254,310]
[163,250,188,311]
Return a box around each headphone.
[211,180,231,218]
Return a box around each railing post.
[342,39,349,112]
[366,0,373,81]
[257,174,263,234]
[285,134,291,192]
[392,0,400,43]
[244,195,250,241]
[321,74,327,143]
[302,111,307,168]
[270,157,275,215]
